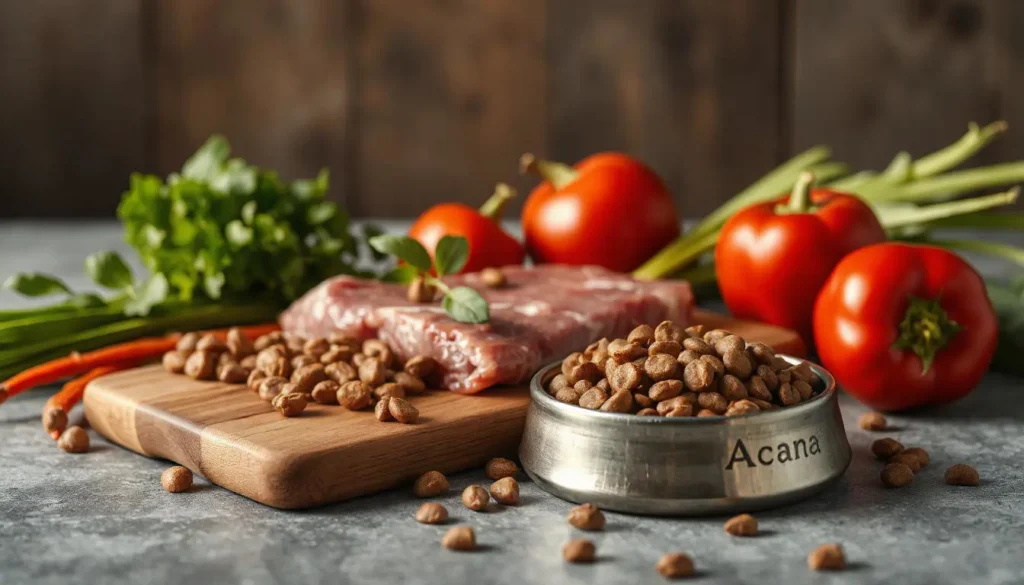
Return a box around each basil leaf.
[434,235,469,276]
[85,251,135,291]
[124,274,169,317]
[442,286,490,324]
[361,224,388,262]
[383,264,421,284]
[2,273,73,297]
[369,235,432,272]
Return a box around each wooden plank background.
[1,0,1021,219]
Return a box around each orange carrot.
[2,323,280,401]
[43,365,128,438]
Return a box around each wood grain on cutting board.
[84,310,804,509]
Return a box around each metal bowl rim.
[528,353,836,426]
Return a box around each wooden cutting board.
[84,310,805,509]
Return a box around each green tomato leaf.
[442,286,490,324]
[85,251,135,291]
[369,235,432,272]
[2,273,73,297]
[383,264,421,284]
[124,274,169,317]
[434,235,470,276]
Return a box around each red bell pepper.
[520,153,680,272]
[813,243,998,412]
[714,172,887,344]
[408,184,526,274]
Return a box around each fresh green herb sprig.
[369,235,490,324]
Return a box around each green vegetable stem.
[369,234,490,324]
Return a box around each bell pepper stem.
[478,183,517,220]
[893,296,961,374]
[519,153,578,190]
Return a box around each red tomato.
[715,175,887,345]
[813,243,998,411]
[408,185,525,274]
[521,153,680,272]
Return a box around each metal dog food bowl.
[519,355,851,516]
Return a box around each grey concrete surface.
[1,222,1023,585]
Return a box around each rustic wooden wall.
[1,0,1021,219]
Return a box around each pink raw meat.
[280,265,694,393]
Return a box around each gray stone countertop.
[1,221,1022,585]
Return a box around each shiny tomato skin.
[813,243,998,411]
[409,203,525,273]
[714,190,886,345]
[522,154,680,272]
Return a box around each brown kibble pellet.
[654,320,685,343]
[902,447,930,468]
[682,336,713,355]
[578,387,608,410]
[568,362,602,386]
[808,543,846,571]
[290,363,328,393]
[358,357,387,386]
[683,359,715,392]
[699,353,725,376]
[562,352,584,377]
[746,376,772,401]
[714,334,746,357]
[405,355,437,379]
[945,464,980,486]
[264,356,291,379]
[226,327,254,358]
[462,485,489,511]
[176,332,201,353]
[217,352,237,369]
[881,463,914,488]
[644,353,679,381]
[416,502,449,525]
[184,351,217,380]
[562,539,596,563]
[162,350,188,374]
[42,408,67,435]
[697,391,728,415]
[777,382,800,406]
[374,383,406,400]
[724,513,758,536]
[649,379,683,402]
[649,340,682,357]
[609,362,642,393]
[726,399,761,417]
[677,349,702,366]
[479,267,507,288]
[749,398,775,411]
[272,392,307,417]
[196,333,227,354]
[257,376,288,401]
[858,412,887,431]
[161,466,193,493]
[325,361,357,384]
[247,369,267,392]
[608,339,646,362]
[554,387,582,404]
[337,381,373,410]
[747,342,775,365]
[756,365,778,390]
[485,457,518,480]
[665,405,695,417]
[567,503,605,531]
[703,328,730,344]
[388,396,419,424]
[217,362,249,384]
[656,553,695,579]
[627,324,655,346]
[240,354,258,370]
[793,380,813,401]
[442,526,476,551]
[394,371,427,394]
[489,477,519,505]
[374,397,394,422]
[637,408,660,416]
[889,452,922,473]
[871,438,904,460]
[319,347,353,365]
[311,380,340,405]
[57,426,89,453]
[696,408,718,417]
[413,471,449,497]
[722,349,753,379]
[719,374,748,401]
[600,390,633,413]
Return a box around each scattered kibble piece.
[480,267,507,288]
[413,471,449,497]
[415,502,449,525]
[902,447,930,468]
[374,397,394,422]
[485,457,519,480]
[489,477,520,506]
[858,411,887,431]
[442,526,476,551]
[723,513,758,536]
[462,485,489,511]
[42,407,68,436]
[656,553,695,579]
[881,463,914,488]
[889,452,922,473]
[161,466,194,493]
[871,437,904,460]
[807,543,846,571]
[57,426,89,453]
[567,503,606,531]
[562,539,596,563]
[388,397,420,424]
[945,464,980,486]
[271,392,307,417]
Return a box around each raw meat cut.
[280,265,694,393]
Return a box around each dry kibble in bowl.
[858,411,887,431]
[462,485,489,511]
[567,503,605,531]
[562,539,596,563]
[489,477,520,505]
[656,553,695,579]
[723,513,758,536]
[442,526,476,551]
[945,464,980,486]
[415,502,449,525]
[161,466,193,493]
[485,458,519,480]
[807,543,846,571]
[413,471,449,497]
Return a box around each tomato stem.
[893,296,962,374]
[519,153,578,190]
[478,183,517,221]
[775,171,815,215]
